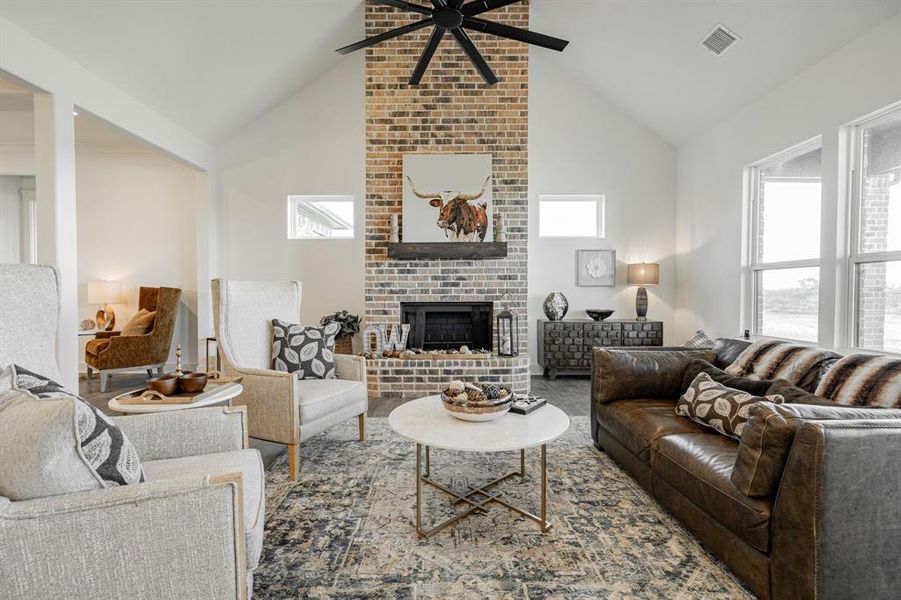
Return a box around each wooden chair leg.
[358,413,366,441]
[287,443,299,481]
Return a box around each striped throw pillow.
[683,330,715,349]
[724,340,839,391]
[815,354,901,408]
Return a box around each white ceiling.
[0,0,898,146]
[0,0,362,143]
[532,0,901,144]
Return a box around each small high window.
[538,194,605,238]
[287,196,355,240]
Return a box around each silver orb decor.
[543,292,569,321]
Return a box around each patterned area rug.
[256,417,753,599]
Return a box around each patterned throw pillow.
[683,330,715,349]
[814,354,901,407]
[271,320,339,380]
[725,339,840,391]
[9,365,144,491]
[676,372,785,439]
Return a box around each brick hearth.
[364,0,531,400]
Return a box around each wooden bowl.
[146,374,178,396]
[178,372,208,394]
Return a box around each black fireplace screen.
[401,302,493,351]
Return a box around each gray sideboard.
[537,319,664,379]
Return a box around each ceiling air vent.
[701,24,739,56]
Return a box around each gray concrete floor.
[81,373,591,468]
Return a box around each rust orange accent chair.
[85,286,181,392]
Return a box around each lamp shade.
[627,263,659,287]
[88,280,122,304]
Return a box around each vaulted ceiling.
[1,0,898,146]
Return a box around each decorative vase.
[543,292,569,321]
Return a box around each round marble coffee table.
[389,395,570,539]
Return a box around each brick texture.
[364,1,531,398]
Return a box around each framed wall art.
[577,249,616,287]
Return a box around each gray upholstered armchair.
[0,264,263,599]
[212,279,367,480]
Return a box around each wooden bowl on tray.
[178,372,208,393]
[146,374,178,396]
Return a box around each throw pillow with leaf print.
[676,372,784,439]
[271,319,340,380]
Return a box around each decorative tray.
[115,379,241,406]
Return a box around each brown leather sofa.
[591,339,901,600]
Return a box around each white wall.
[1,18,217,384]
[528,52,678,370]
[674,15,901,347]
[217,55,366,325]
[75,149,199,370]
[0,175,23,262]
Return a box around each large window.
[746,141,822,342]
[287,195,355,239]
[850,108,901,353]
[538,194,605,238]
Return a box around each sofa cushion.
[593,349,716,404]
[815,354,901,408]
[295,378,367,424]
[732,402,901,498]
[681,359,774,397]
[120,309,156,336]
[0,383,144,501]
[725,340,840,391]
[271,319,339,380]
[676,372,784,440]
[710,338,751,369]
[596,398,708,461]
[766,379,834,405]
[142,448,264,569]
[652,433,772,552]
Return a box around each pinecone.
[467,391,487,404]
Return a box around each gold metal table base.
[414,443,550,539]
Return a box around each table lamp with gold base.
[88,280,122,331]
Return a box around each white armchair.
[0,265,263,599]
[211,279,367,480]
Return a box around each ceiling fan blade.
[462,16,569,51]
[336,18,433,54]
[462,0,522,16]
[430,0,448,6]
[451,28,498,85]
[410,27,446,84]
[373,0,433,16]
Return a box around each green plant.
[320,310,362,337]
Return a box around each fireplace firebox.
[401,302,493,351]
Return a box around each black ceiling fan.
[336,0,569,85]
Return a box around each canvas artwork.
[577,249,616,287]
[402,153,493,243]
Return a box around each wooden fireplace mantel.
[387,242,508,260]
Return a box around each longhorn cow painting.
[402,154,493,243]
